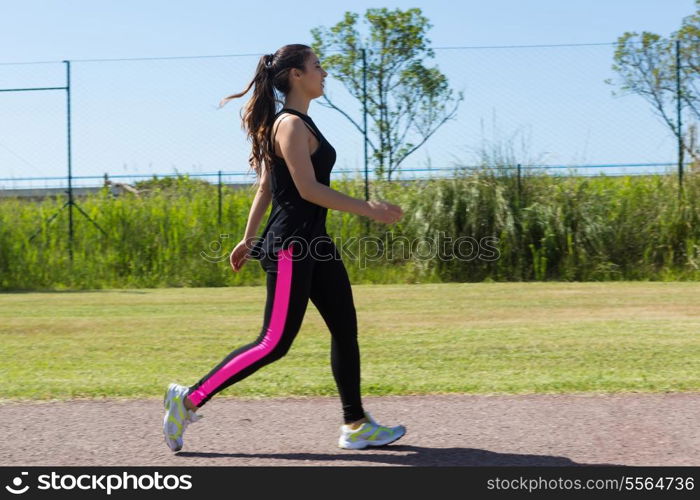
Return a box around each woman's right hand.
[366,199,404,225]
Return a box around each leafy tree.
[310,7,464,181]
[605,0,700,167]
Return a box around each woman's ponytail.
[217,44,313,186]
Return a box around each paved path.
[1,392,698,466]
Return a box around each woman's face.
[296,52,328,98]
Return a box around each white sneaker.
[163,383,204,452]
[338,411,406,450]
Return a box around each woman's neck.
[282,99,310,116]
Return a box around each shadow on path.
[176,445,622,466]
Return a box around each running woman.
[163,44,406,452]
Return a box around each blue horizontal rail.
[0,162,691,184]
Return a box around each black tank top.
[250,108,337,269]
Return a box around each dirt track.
[1,392,698,466]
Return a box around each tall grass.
[1,169,699,290]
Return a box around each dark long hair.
[218,44,313,186]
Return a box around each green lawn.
[1,282,699,402]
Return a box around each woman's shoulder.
[272,112,303,133]
[272,112,319,140]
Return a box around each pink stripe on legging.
[188,244,295,406]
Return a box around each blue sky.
[0,0,697,187]
[3,1,695,61]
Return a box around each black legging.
[186,237,366,424]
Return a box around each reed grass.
[1,168,699,290]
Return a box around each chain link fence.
[1,40,698,195]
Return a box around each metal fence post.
[517,163,522,209]
[362,47,368,202]
[218,169,222,226]
[362,47,369,236]
[676,39,684,200]
[65,60,74,263]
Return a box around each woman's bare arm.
[242,163,272,245]
[277,116,372,217]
